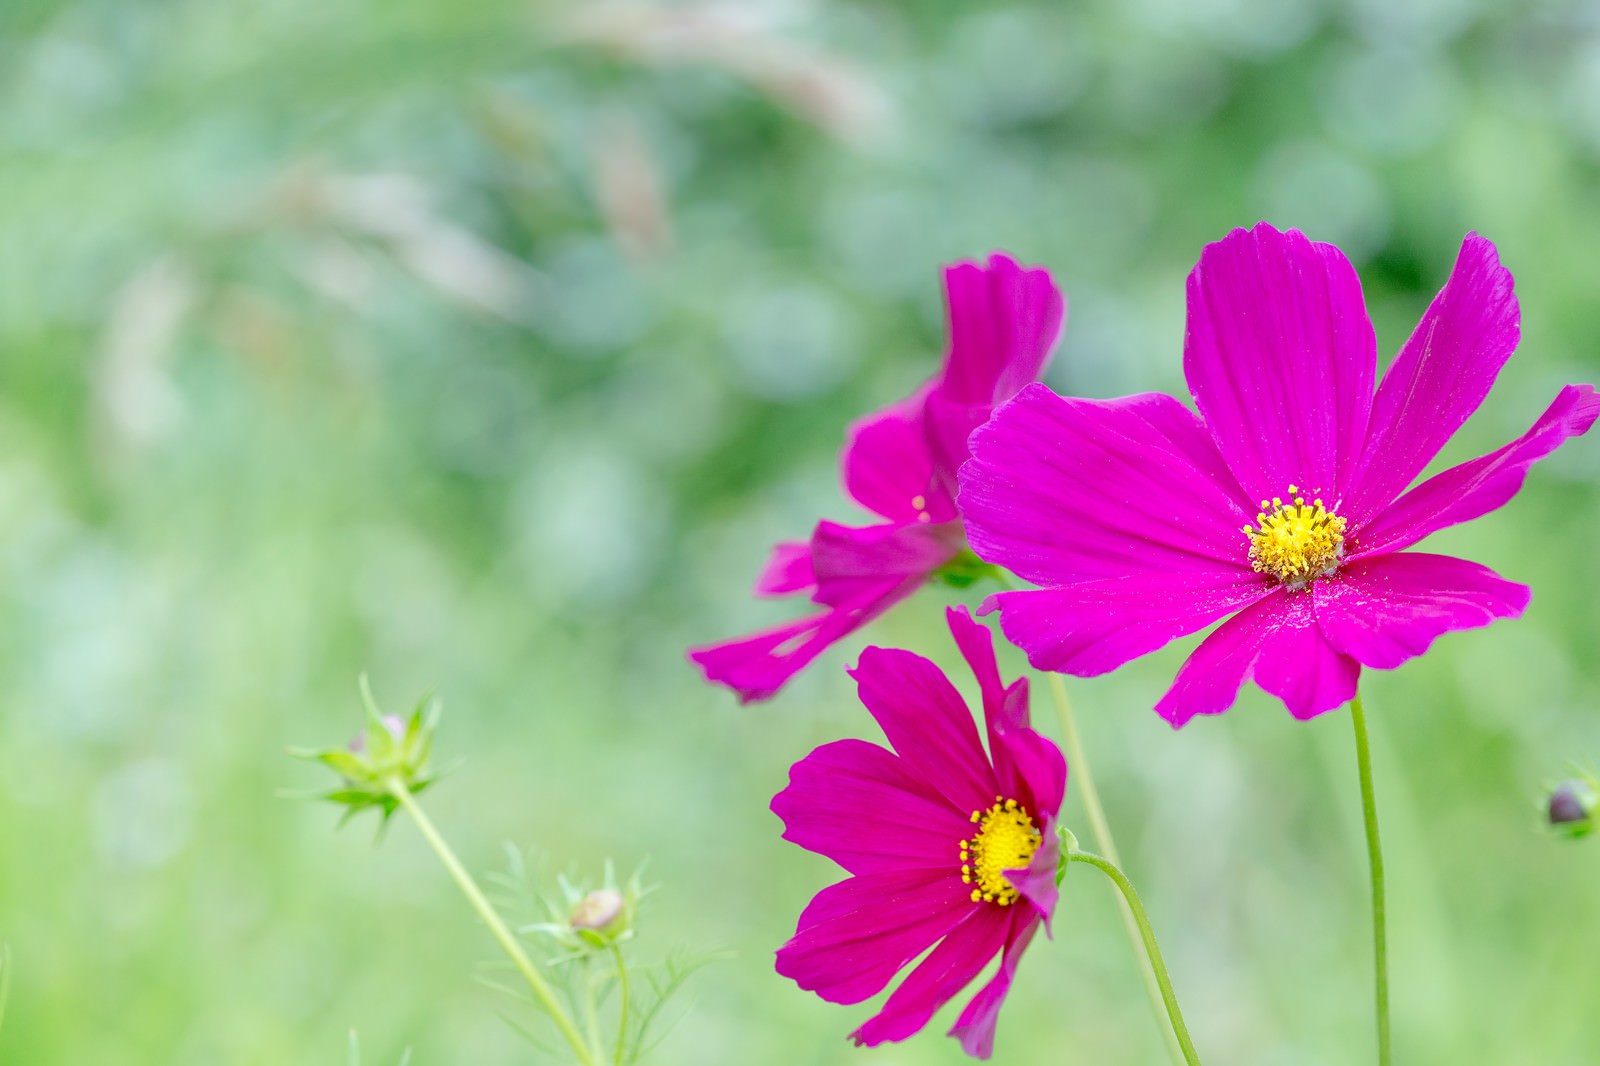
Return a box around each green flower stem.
[1044,672,1186,1066]
[1349,691,1391,1066]
[1067,850,1203,1066]
[610,943,630,1065]
[385,777,598,1066]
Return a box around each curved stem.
[1350,692,1391,1066]
[1068,851,1203,1066]
[1045,672,1186,1066]
[610,943,630,1065]
[386,778,598,1066]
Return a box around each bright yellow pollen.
[959,796,1041,906]
[1242,484,1347,590]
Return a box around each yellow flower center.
[959,796,1041,906]
[1243,485,1347,590]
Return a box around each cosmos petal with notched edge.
[949,911,1040,1060]
[1314,553,1529,670]
[1342,234,1521,527]
[687,587,901,703]
[961,385,1257,584]
[982,572,1273,679]
[775,871,975,1005]
[1184,222,1376,504]
[753,540,814,596]
[1155,589,1359,726]
[1352,384,1600,556]
[850,904,1013,1048]
[773,738,974,876]
[851,646,995,814]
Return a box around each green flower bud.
[522,860,650,953]
[288,676,443,823]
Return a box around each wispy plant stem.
[1044,672,1186,1066]
[1067,850,1203,1066]
[610,944,630,1065]
[1349,691,1391,1066]
[385,777,598,1066]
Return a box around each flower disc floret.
[1244,486,1347,590]
[960,797,1041,905]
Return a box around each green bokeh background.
[1,1,1598,1063]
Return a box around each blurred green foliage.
[0,0,1598,1063]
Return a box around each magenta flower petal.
[841,391,955,525]
[1184,222,1376,503]
[945,605,1034,801]
[774,738,976,875]
[940,254,1065,405]
[949,911,1039,1059]
[1314,553,1529,670]
[850,905,1013,1048]
[1001,812,1061,928]
[1155,590,1358,725]
[776,870,975,1005]
[961,385,1257,583]
[924,254,1066,479]
[1343,234,1521,527]
[851,646,995,814]
[1353,384,1600,556]
[809,520,960,606]
[982,575,1273,678]
[753,541,815,596]
[687,594,895,703]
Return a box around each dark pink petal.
[776,871,973,1005]
[922,254,1065,480]
[753,541,815,596]
[1352,384,1600,556]
[938,254,1064,406]
[1183,222,1376,504]
[949,910,1040,1060]
[1343,235,1522,526]
[851,647,996,815]
[850,904,1012,1048]
[960,385,1257,584]
[983,574,1274,679]
[1314,553,1529,670]
[1155,590,1359,725]
[773,738,973,876]
[841,390,956,525]
[809,520,960,607]
[1003,812,1060,929]
[687,589,902,703]
[945,606,1034,800]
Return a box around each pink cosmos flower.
[959,223,1599,726]
[689,254,1064,702]
[772,606,1066,1059]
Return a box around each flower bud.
[570,888,625,931]
[288,677,443,823]
[1547,778,1598,839]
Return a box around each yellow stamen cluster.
[959,796,1041,906]
[1243,484,1347,590]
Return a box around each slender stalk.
[1045,672,1186,1066]
[610,943,630,1065]
[386,778,598,1066]
[1068,851,1203,1066]
[1349,692,1391,1066]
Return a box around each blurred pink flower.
[772,607,1065,1059]
[960,223,1599,725]
[690,254,1064,701]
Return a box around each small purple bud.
[1548,779,1596,828]
[570,888,625,931]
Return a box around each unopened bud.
[1547,778,1598,838]
[570,888,625,931]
